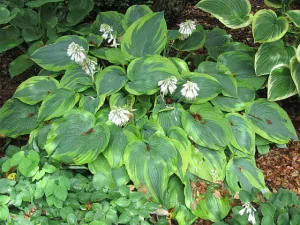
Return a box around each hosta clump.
[0,4,299,224]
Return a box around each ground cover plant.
[0,1,299,225]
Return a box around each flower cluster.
[181,81,199,100]
[67,42,97,76]
[100,23,119,48]
[178,20,197,40]
[108,107,132,126]
[239,202,256,224]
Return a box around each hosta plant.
[196,0,300,101]
[0,4,298,224]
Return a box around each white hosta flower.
[181,81,199,100]
[239,202,256,225]
[67,42,86,64]
[100,23,113,40]
[158,76,178,96]
[108,107,132,126]
[81,58,97,76]
[107,34,120,48]
[179,20,196,40]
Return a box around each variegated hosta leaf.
[78,95,105,114]
[95,66,128,96]
[185,173,232,222]
[93,11,125,36]
[169,57,189,75]
[218,51,266,90]
[286,10,300,27]
[268,65,297,101]
[182,103,232,150]
[125,55,179,95]
[255,40,295,76]
[13,76,59,105]
[139,119,165,142]
[196,0,253,29]
[226,113,255,156]
[264,0,282,8]
[196,61,238,98]
[121,12,167,60]
[109,92,135,109]
[245,99,298,144]
[291,56,300,95]
[124,134,178,202]
[45,109,110,165]
[31,35,89,72]
[105,48,128,65]
[226,157,267,193]
[211,81,255,113]
[0,99,39,138]
[38,88,80,121]
[66,0,94,27]
[173,29,206,51]
[123,5,153,29]
[252,10,289,43]
[204,28,231,49]
[189,145,227,182]
[297,45,300,62]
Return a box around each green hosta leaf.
[10,8,39,28]
[22,27,44,42]
[170,57,189,75]
[38,88,80,121]
[211,81,256,112]
[0,27,23,53]
[124,134,177,202]
[121,12,167,60]
[9,54,34,78]
[60,66,93,92]
[109,92,135,108]
[196,61,237,97]
[204,28,231,49]
[264,0,282,8]
[66,0,94,26]
[245,99,298,144]
[95,66,128,96]
[105,48,128,65]
[14,76,59,105]
[226,157,267,193]
[253,10,289,43]
[286,10,300,27]
[297,45,300,62]
[123,5,153,29]
[189,145,227,182]
[93,11,125,36]
[226,113,255,156]
[196,0,253,29]
[173,29,206,51]
[0,7,19,24]
[26,0,64,8]
[103,125,128,168]
[79,95,105,114]
[163,175,185,208]
[125,55,179,95]
[257,144,270,155]
[182,103,232,150]
[0,99,39,138]
[0,205,9,220]
[268,65,297,101]
[31,35,89,72]
[185,173,232,222]
[45,109,110,164]
[291,56,300,95]
[218,51,266,90]
[255,40,295,76]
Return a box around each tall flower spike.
[181,81,199,100]
[239,202,256,225]
[158,76,178,97]
[108,107,132,126]
[179,20,196,40]
[81,58,97,76]
[67,42,86,64]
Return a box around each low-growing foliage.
[0,2,299,225]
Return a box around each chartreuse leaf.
[189,145,227,182]
[268,65,297,101]
[31,35,89,72]
[245,99,298,144]
[184,173,232,222]
[45,109,110,165]
[196,61,237,97]
[218,51,266,90]
[226,157,267,193]
[13,76,59,105]
[291,56,300,95]
[124,133,177,202]
[253,10,289,43]
[286,10,300,27]
[0,99,39,138]
[121,12,167,60]
[123,5,153,29]
[196,0,253,29]
[66,0,94,26]
[211,81,255,112]
[95,66,128,96]
[125,55,179,95]
[9,54,34,78]
[255,40,295,76]
[182,103,232,150]
[226,113,255,156]
[38,88,80,121]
